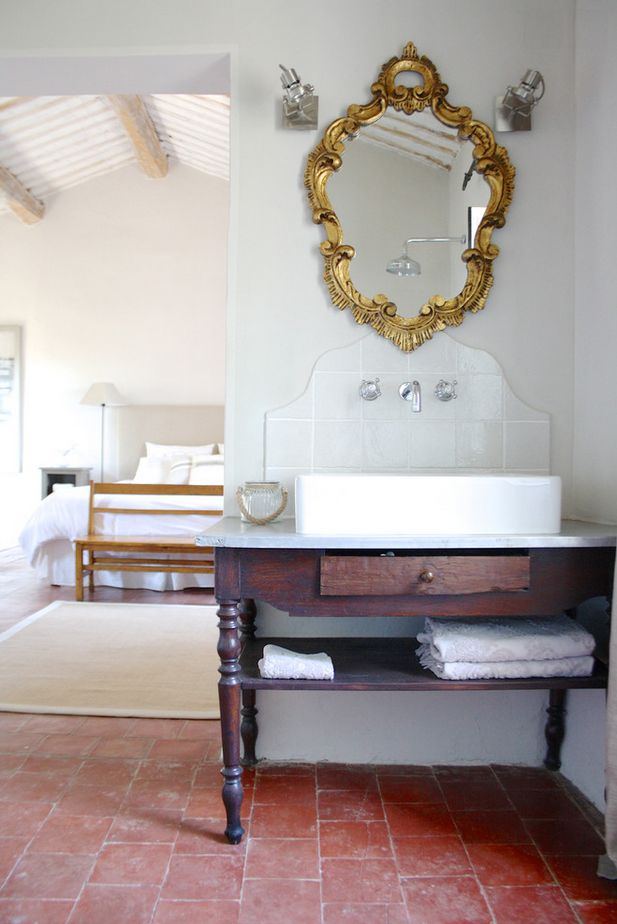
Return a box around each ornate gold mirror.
[305,42,515,352]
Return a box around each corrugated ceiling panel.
[147,94,229,181]
[0,93,230,219]
[360,109,463,171]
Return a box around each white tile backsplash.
[410,420,456,468]
[314,420,362,469]
[360,373,409,421]
[315,372,362,420]
[264,419,313,469]
[408,334,458,374]
[264,333,551,481]
[455,342,501,374]
[456,421,503,468]
[455,374,502,420]
[362,420,409,469]
[504,421,551,471]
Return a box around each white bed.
[19,404,225,591]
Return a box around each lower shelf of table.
[239,637,608,693]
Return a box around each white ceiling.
[0,93,230,222]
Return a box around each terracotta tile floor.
[0,714,616,924]
[1,552,616,921]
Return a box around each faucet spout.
[410,380,421,412]
[399,380,422,412]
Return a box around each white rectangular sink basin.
[295,473,562,536]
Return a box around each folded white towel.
[258,644,334,680]
[416,615,595,664]
[416,643,594,680]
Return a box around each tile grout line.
[376,765,412,921]
[315,765,325,924]
[435,766,498,924]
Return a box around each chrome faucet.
[399,380,421,412]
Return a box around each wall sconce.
[386,235,466,277]
[495,69,545,132]
[279,64,318,130]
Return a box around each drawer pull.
[419,570,435,584]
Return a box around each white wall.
[1,0,613,806]
[572,0,617,524]
[559,0,617,808]
[0,163,228,480]
[0,0,578,505]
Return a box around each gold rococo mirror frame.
[305,42,515,352]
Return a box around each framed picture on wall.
[0,326,22,473]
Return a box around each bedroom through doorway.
[0,51,231,554]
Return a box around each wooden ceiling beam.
[107,95,168,178]
[0,164,45,224]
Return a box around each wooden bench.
[74,482,223,601]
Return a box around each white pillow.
[215,443,224,455]
[145,441,216,459]
[166,455,192,485]
[132,456,171,483]
[189,454,225,486]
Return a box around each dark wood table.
[205,521,616,844]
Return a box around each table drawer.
[320,554,530,596]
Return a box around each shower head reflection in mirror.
[386,236,467,277]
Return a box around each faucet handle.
[434,379,457,402]
[359,378,381,401]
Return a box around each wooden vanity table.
[199,519,616,844]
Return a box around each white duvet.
[19,484,224,590]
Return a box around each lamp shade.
[80,382,125,407]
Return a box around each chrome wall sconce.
[386,235,466,278]
[279,64,318,130]
[494,69,545,132]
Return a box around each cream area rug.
[0,601,220,719]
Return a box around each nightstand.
[40,466,92,498]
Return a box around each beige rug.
[0,601,220,719]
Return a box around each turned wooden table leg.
[544,688,567,771]
[239,598,257,642]
[238,599,259,766]
[241,689,258,766]
[217,599,245,844]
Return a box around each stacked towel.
[416,615,595,680]
[258,644,334,680]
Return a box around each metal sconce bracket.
[280,64,318,130]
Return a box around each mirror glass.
[305,42,514,352]
[329,108,490,312]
